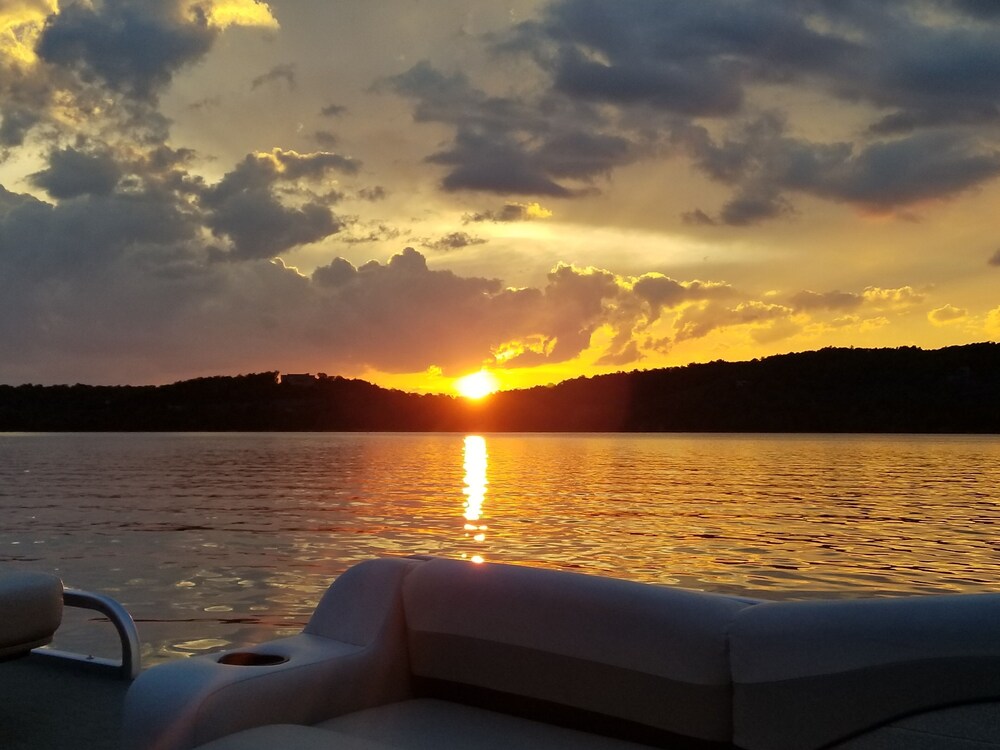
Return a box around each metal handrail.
[32,588,141,679]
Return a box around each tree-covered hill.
[2,343,998,433]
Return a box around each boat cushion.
[828,701,1000,749]
[730,594,1000,750]
[0,571,63,660]
[192,723,396,749]
[196,699,659,749]
[401,557,758,743]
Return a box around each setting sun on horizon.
[454,370,501,400]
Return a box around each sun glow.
[454,370,500,400]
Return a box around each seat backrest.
[730,594,1000,750]
[0,571,63,659]
[402,557,757,746]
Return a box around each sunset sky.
[2,0,1000,394]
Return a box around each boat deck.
[3,654,1000,749]
[0,654,130,750]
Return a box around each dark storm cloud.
[250,63,296,91]
[37,1,217,100]
[30,147,122,199]
[380,61,640,197]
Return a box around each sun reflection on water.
[462,435,488,564]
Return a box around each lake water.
[2,432,999,667]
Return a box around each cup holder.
[217,652,289,666]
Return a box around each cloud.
[250,62,296,91]
[423,232,487,252]
[672,300,796,344]
[861,286,925,310]
[379,60,641,197]
[464,202,553,223]
[928,304,968,326]
[313,130,338,149]
[681,209,716,227]
[466,1,1000,221]
[339,222,401,245]
[196,0,278,30]
[789,290,864,312]
[678,115,1000,224]
[201,149,357,258]
[188,94,222,111]
[987,306,1000,335]
[632,274,737,321]
[0,0,276,152]
[36,1,218,100]
[357,186,387,202]
[29,147,123,199]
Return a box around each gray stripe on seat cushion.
[408,630,733,742]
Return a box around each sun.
[454,370,500,400]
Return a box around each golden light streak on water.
[461,435,488,563]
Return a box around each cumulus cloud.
[29,147,122,199]
[379,60,641,197]
[37,2,217,100]
[672,300,796,344]
[861,286,925,310]
[200,149,357,258]
[928,304,968,326]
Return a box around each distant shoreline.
[2,343,999,433]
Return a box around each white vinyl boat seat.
[123,556,1000,750]
[0,571,63,660]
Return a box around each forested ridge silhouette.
[2,343,998,432]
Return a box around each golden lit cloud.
[0,0,56,67]
[986,307,1000,336]
[519,202,553,220]
[187,0,278,29]
[862,286,925,310]
[928,304,968,327]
